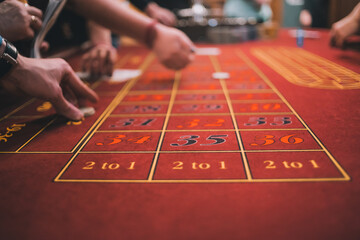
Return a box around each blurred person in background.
[330,2,360,48]
[224,0,273,22]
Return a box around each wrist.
[352,3,360,23]
[91,37,113,48]
[92,42,112,48]
[1,54,23,79]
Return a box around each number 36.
[251,134,303,146]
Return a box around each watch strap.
[0,39,18,79]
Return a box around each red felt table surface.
[1,29,360,240]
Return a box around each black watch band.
[0,39,19,79]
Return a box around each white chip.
[110,69,142,83]
[212,72,230,79]
[80,107,95,117]
[76,71,90,80]
[76,72,110,81]
[195,47,221,56]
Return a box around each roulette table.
[1,29,359,239]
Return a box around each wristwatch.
[0,35,19,79]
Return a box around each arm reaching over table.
[144,2,176,27]
[68,0,195,70]
[81,21,118,77]
[1,56,99,120]
[330,3,360,48]
[0,36,98,121]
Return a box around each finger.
[30,15,42,31]
[168,15,176,26]
[163,13,176,27]
[335,35,344,48]
[78,98,89,109]
[40,41,49,52]
[90,58,99,77]
[330,36,336,47]
[104,50,113,76]
[158,15,170,26]
[342,39,349,50]
[329,28,336,47]
[188,53,195,63]
[98,49,107,75]
[165,54,187,70]
[63,67,99,103]
[27,6,43,19]
[178,35,195,64]
[50,89,84,121]
[90,50,101,76]
[81,54,91,73]
[178,32,195,53]
[62,84,78,106]
[162,17,173,27]
[25,25,35,39]
[163,44,192,70]
[106,61,114,76]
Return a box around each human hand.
[0,0,43,42]
[299,9,312,27]
[330,7,360,48]
[145,2,176,27]
[81,44,118,77]
[152,24,195,70]
[0,55,99,120]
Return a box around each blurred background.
[120,0,360,44]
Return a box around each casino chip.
[80,107,95,117]
[212,72,230,79]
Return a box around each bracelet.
[145,20,158,49]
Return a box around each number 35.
[171,135,228,147]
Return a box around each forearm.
[87,21,112,46]
[68,0,153,44]
[351,3,360,23]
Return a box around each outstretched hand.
[1,56,98,120]
[330,3,360,48]
[81,44,118,77]
[152,24,195,70]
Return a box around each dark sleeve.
[303,0,329,28]
[129,0,150,11]
[303,0,312,10]
[303,0,328,11]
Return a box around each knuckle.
[28,29,35,37]
[58,58,70,68]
